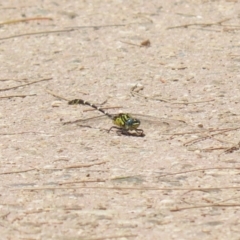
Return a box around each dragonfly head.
[113,113,140,130]
[125,117,141,130]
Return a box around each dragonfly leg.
[108,126,123,135]
[134,128,145,137]
[108,126,145,137]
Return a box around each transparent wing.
[64,113,187,134]
[64,115,107,125]
[133,113,187,134]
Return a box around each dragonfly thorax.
[113,113,141,130]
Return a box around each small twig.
[224,141,240,154]
[184,136,212,146]
[0,131,49,136]
[223,26,240,32]
[0,77,53,92]
[120,40,151,47]
[0,17,53,26]
[167,18,231,30]
[64,160,107,169]
[0,29,74,41]
[172,99,215,105]
[131,84,144,93]
[45,88,69,101]
[0,94,36,99]
[0,79,18,82]
[59,179,106,185]
[158,166,240,178]
[120,40,141,47]
[0,168,36,175]
[131,90,172,103]
[200,147,228,152]
[0,213,10,219]
[69,21,151,30]
[189,27,221,32]
[13,185,240,191]
[131,89,214,104]
[177,132,233,150]
[74,234,137,240]
[184,126,240,146]
[214,196,240,205]
[45,160,108,170]
[171,203,240,212]
[0,22,151,41]
[166,126,240,137]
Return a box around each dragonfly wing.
[64,113,187,134]
[132,114,187,133]
[63,115,108,125]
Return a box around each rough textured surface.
[1,0,240,239]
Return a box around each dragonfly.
[65,99,186,137]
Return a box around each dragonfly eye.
[126,118,140,128]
